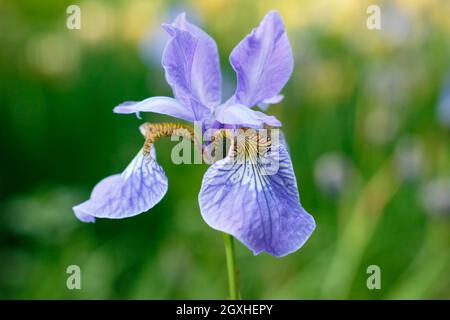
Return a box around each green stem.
[222,233,240,300]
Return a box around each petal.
[161,13,221,116]
[214,103,281,128]
[113,96,197,122]
[73,147,168,221]
[198,140,315,257]
[230,11,293,107]
[258,94,284,111]
[73,205,96,223]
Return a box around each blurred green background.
[1,0,449,299]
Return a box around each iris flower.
[73,11,315,258]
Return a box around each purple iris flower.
[73,11,315,257]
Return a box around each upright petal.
[214,103,281,128]
[113,96,198,122]
[73,147,168,221]
[162,13,221,117]
[230,11,294,107]
[198,139,315,257]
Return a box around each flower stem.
[222,232,240,300]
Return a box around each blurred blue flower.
[380,3,413,47]
[314,152,353,197]
[73,11,315,257]
[394,136,425,182]
[419,178,450,217]
[437,78,450,128]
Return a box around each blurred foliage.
[0,0,449,299]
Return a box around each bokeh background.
[1,0,449,299]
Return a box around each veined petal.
[73,147,168,221]
[214,103,281,128]
[161,13,221,118]
[172,13,222,107]
[113,96,197,122]
[230,11,293,107]
[198,141,315,257]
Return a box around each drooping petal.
[198,140,315,257]
[73,147,168,221]
[230,11,294,107]
[214,103,281,128]
[161,13,221,118]
[113,96,198,122]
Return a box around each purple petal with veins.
[199,142,315,256]
[161,13,221,120]
[73,146,168,222]
[230,11,294,107]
